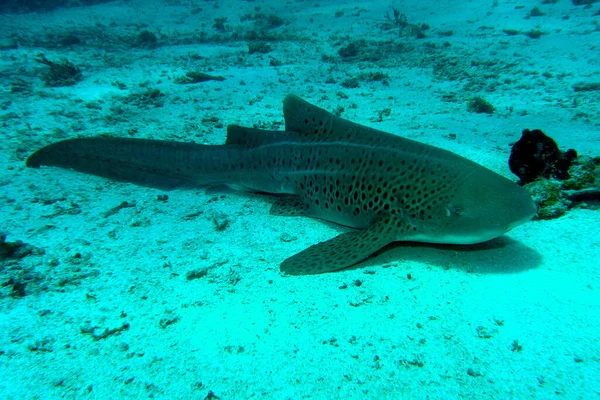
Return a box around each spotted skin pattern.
[27,95,536,275]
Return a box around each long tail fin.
[26,137,221,189]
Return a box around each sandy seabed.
[0,0,599,398]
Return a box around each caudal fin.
[27,137,203,189]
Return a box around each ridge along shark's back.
[26,95,536,275]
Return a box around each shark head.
[281,93,536,259]
[412,163,536,245]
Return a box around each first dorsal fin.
[283,94,385,143]
[225,125,281,147]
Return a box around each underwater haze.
[1,0,599,398]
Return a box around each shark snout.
[506,188,537,231]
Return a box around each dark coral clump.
[508,129,600,219]
[509,129,577,185]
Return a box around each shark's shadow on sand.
[354,235,541,275]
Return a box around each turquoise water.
[0,0,599,398]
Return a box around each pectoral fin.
[280,219,400,275]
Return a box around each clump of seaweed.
[358,71,390,85]
[247,41,273,54]
[572,0,597,6]
[0,232,44,261]
[525,179,569,219]
[523,29,544,39]
[341,77,360,89]
[213,17,230,33]
[335,39,412,63]
[338,41,364,59]
[174,71,225,84]
[240,12,286,31]
[467,96,495,114]
[35,54,82,87]
[562,156,598,190]
[242,13,287,42]
[351,7,427,39]
[134,30,158,48]
[123,88,165,109]
[381,7,427,38]
[198,11,289,45]
[527,7,546,18]
[59,34,81,47]
[10,78,32,94]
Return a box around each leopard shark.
[26,95,536,274]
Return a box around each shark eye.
[446,205,463,217]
